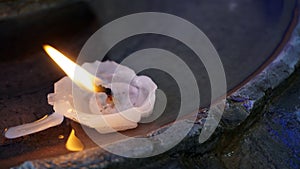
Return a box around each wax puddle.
[4,112,64,139]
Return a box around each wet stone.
[221,70,300,169]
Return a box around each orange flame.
[43,45,101,92]
[65,129,84,152]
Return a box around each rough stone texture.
[13,147,123,169]
[221,69,300,169]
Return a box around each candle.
[4,45,157,138]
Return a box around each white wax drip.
[5,112,64,139]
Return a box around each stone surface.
[221,15,300,128]
[0,0,299,168]
[88,0,297,108]
[15,6,300,169]
[0,0,68,19]
[221,69,300,169]
[0,0,97,60]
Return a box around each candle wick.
[104,88,112,96]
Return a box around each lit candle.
[5,45,157,139]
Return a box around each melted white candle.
[50,61,157,133]
[4,61,157,138]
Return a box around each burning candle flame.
[43,45,102,92]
